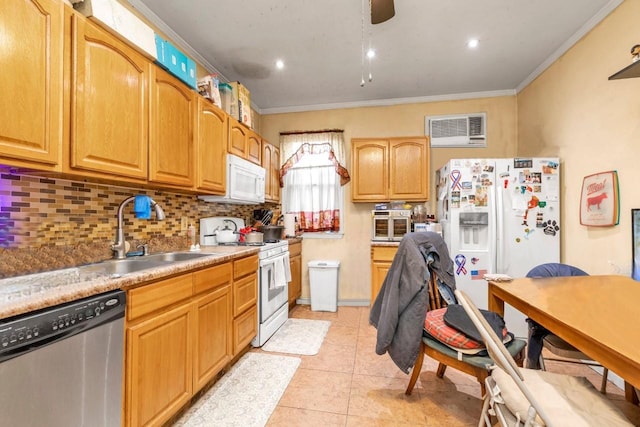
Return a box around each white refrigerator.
[436,158,561,337]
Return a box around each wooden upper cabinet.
[68,14,149,181]
[389,138,429,200]
[262,140,280,202]
[228,117,248,158]
[351,137,428,202]
[196,99,227,193]
[0,0,63,170]
[246,130,261,165]
[149,67,196,188]
[228,117,261,164]
[351,139,388,201]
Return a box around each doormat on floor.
[261,318,331,356]
[174,352,300,427]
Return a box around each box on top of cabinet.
[73,0,157,60]
[219,82,233,115]
[229,82,252,129]
[154,34,197,89]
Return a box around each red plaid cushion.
[424,308,510,352]
[424,308,485,350]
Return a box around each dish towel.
[134,195,151,219]
[272,254,292,289]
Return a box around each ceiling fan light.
[371,0,395,24]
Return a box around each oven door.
[258,253,290,322]
[372,215,391,240]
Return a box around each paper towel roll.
[284,214,296,237]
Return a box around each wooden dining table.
[487,275,640,404]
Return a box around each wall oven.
[252,240,290,347]
[371,209,412,241]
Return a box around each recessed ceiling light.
[467,39,479,49]
[366,49,376,59]
[275,59,284,69]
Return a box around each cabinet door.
[194,285,232,391]
[246,130,262,165]
[271,144,281,202]
[149,67,195,188]
[371,246,397,302]
[233,273,258,317]
[351,139,388,201]
[228,117,247,158]
[389,138,428,200]
[70,15,149,180]
[126,303,193,427]
[288,254,302,306]
[196,98,227,193]
[0,0,63,170]
[233,305,257,355]
[262,141,275,201]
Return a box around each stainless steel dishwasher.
[0,289,126,427]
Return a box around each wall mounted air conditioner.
[426,113,487,147]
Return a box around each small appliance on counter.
[371,209,412,241]
[200,217,246,246]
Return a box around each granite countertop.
[0,246,260,320]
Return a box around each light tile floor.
[257,305,640,427]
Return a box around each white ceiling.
[128,0,621,114]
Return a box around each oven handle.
[259,251,289,267]
[259,252,291,282]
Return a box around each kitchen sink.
[78,252,220,277]
[144,251,216,262]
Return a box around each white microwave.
[199,154,266,204]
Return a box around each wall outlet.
[181,217,188,232]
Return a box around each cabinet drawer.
[371,246,398,262]
[127,274,193,321]
[233,273,257,317]
[233,255,258,279]
[233,305,257,354]
[193,262,232,295]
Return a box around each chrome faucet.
[111,196,166,259]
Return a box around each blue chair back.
[525,263,588,278]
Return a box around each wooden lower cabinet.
[125,260,240,427]
[231,255,258,354]
[288,241,302,307]
[233,305,258,354]
[370,246,398,303]
[126,301,193,427]
[193,284,232,391]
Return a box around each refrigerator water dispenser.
[459,212,488,249]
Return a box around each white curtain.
[279,131,347,232]
[280,131,346,166]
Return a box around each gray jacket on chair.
[369,232,456,373]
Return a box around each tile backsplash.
[0,173,280,278]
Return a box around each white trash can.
[308,260,340,312]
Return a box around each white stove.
[199,217,290,347]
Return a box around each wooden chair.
[405,270,526,396]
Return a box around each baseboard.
[295,298,370,307]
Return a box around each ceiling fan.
[371,0,395,24]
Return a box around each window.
[280,131,350,235]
